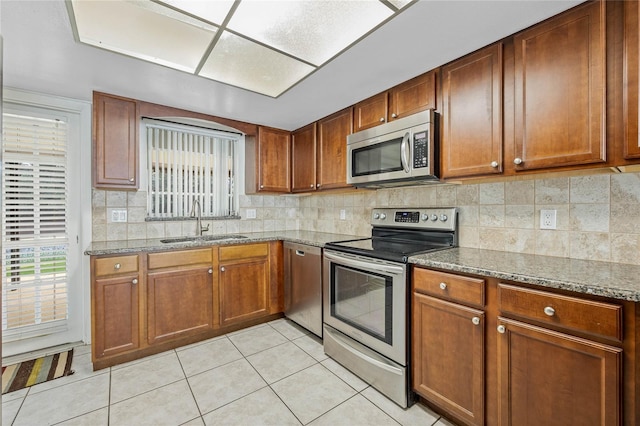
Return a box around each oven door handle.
[324,251,404,276]
[400,132,411,173]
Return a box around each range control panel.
[371,208,458,231]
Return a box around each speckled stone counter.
[84,230,362,256]
[410,247,640,302]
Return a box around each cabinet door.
[497,317,621,426]
[146,267,214,344]
[389,71,436,121]
[219,259,269,326]
[442,44,503,178]
[513,1,606,171]
[353,92,388,132]
[624,0,640,160]
[257,126,291,192]
[93,274,139,358]
[317,108,353,190]
[291,123,317,193]
[93,92,138,189]
[412,293,484,426]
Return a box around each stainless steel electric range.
[322,207,458,408]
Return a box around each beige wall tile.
[456,184,479,205]
[569,232,610,261]
[611,173,640,204]
[505,229,536,254]
[479,182,504,205]
[535,177,569,204]
[479,205,505,227]
[478,228,506,251]
[570,175,610,204]
[505,181,534,205]
[569,204,609,232]
[611,233,640,264]
[535,230,569,258]
[505,205,535,229]
[106,191,127,207]
[127,223,147,240]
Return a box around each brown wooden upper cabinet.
[441,44,503,179]
[255,126,291,193]
[624,0,640,161]
[93,92,138,189]
[511,0,606,172]
[353,71,436,133]
[291,123,317,193]
[317,107,353,190]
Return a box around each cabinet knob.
[310,184,314,188]
[132,278,138,285]
[497,325,506,334]
[129,178,134,182]
[514,157,523,165]
[316,184,320,188]
[471,317,480,325]
[114,263,121,270]
[543,306,555,317]
[379,117,385,122]
[391,113,398,118]
[208,268,213,274]
[490,161,499,168]
[260,184,264,189]
[220,267,225,272]
[439,282,447,290]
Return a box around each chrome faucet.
[190,198,210,236]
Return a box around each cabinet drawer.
[413,268,485,307]
[498,283,622,341]
[147,248,213,270]
[219,243,268,262]
[94,255,138,277]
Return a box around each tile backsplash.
[92,171,640,266]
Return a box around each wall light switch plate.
[340,209,346,220]
[540,209,557,230]
[108,209,128,223]
[246,209,257,219]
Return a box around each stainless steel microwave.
[347,110,438,188]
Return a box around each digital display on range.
[395,211,420,223]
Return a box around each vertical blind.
[2,112,69,339]
[145,120,238,218]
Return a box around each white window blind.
[2,112,69,339]
[145,120,238,218]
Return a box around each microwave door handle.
[400,132,410,173]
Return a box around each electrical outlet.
[540,209,557,230]
[340,209,346,220]
[246,209,257,219]
[108,209,128,223]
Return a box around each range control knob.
[379,213,387,220]
[430,214,438,221]
[373,213,380,220]
[440,214,448,222]
[421,213,429,221]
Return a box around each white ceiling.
[1,1,583,131]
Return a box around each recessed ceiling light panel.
[156,0,235,25]
[227,0,394,66]
[199,31,315,98]
[71,0,216,73]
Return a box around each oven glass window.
[330,264,392,344]
[352,137,403,177]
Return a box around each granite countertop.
[84,230,362,256]
[410,247,640,302]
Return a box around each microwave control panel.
[413,130,429,169]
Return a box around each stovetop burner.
[325,207,458,263]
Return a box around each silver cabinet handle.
[439,282,447,290]
[220,267,225,272]
[544,306,555,316]
[514,157,523,165]
[497,325,506,334]
[379,117,385,122]
[472,317,480,325]
[114,263,121,270]
[490,161,499,168]
[208,268,213,274]
[391,113,398,118]
[132,278,138,285]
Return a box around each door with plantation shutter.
[2,101,83,356]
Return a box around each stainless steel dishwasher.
[284,242,322,338]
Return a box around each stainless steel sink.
[160,234,248,244]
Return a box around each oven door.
[323,249,407,365]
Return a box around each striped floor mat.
[2,349,74,394]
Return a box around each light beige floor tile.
[309,394,398,426]
[110,380,200,426]
[180,417,205,426]
[56,407,109,425]
[225,322,268,337]
[2,387,29,402]
[271,364,356,424]
[202,387,301,426]
[73,344,92,356]
[268,318,310,340]
[2,395,24,425]
[110,350,175,371]
[434,417,459,426]
[228,325,289,356]
[13,374,109,426]
[292,334,328,362]
[110,351,185,403]
[320,358,369,392]
[247,341,316,384]
[188,358,267,415]
[175,335,226,352]
[361,387,440,426]
[28,351,108,394]
[177,337,244,377]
